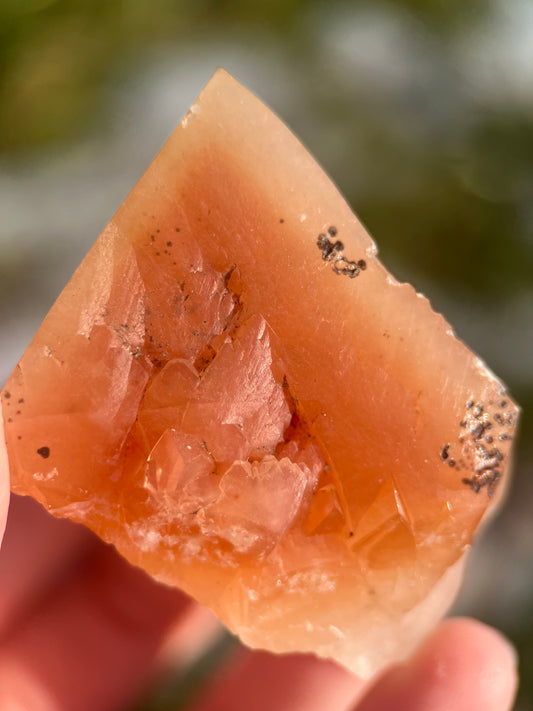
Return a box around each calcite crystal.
[1,70,518,677]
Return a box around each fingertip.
[412,618,518,710]
[356,618,518,711]
[191,651,363,711]
[425,617,518,675]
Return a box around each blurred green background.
[0,0,532,709]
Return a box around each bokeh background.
[0,0,532,709]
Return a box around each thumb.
[0,401,11,546]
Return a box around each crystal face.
[1,70,518,677]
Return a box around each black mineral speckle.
[332,258,360,278]
[316,228,367,280]
[3,391,10,399]
[37,446,50,459]
[471,423,485,440]
[458,396,514,497]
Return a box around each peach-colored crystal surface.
[1,70,518,677]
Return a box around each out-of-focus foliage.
[0,0,502,151]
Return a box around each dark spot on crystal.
[317,230,367,279]
[499,400,507,408]
[440,444,450,461]
[18,398,24,404]
[37,446,50,459]
[318,236,344,261]
[279,218,284,224]
[463,477,480,493]
[466,399,473,409]
[167,241,172,247]
[332,258,360,278]
[448,459,456,467]
[3,391,10,399]
[471,423,485,440]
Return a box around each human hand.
[0,451,518,711]
[187,618,517,711]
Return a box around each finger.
[354,618,518,711]
[189,649,363,711]
[0,543,219,711]
[0,495,93,634]
[0,405,10,546]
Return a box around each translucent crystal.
[1,70,518,677]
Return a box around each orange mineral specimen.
[1,70,518,677]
